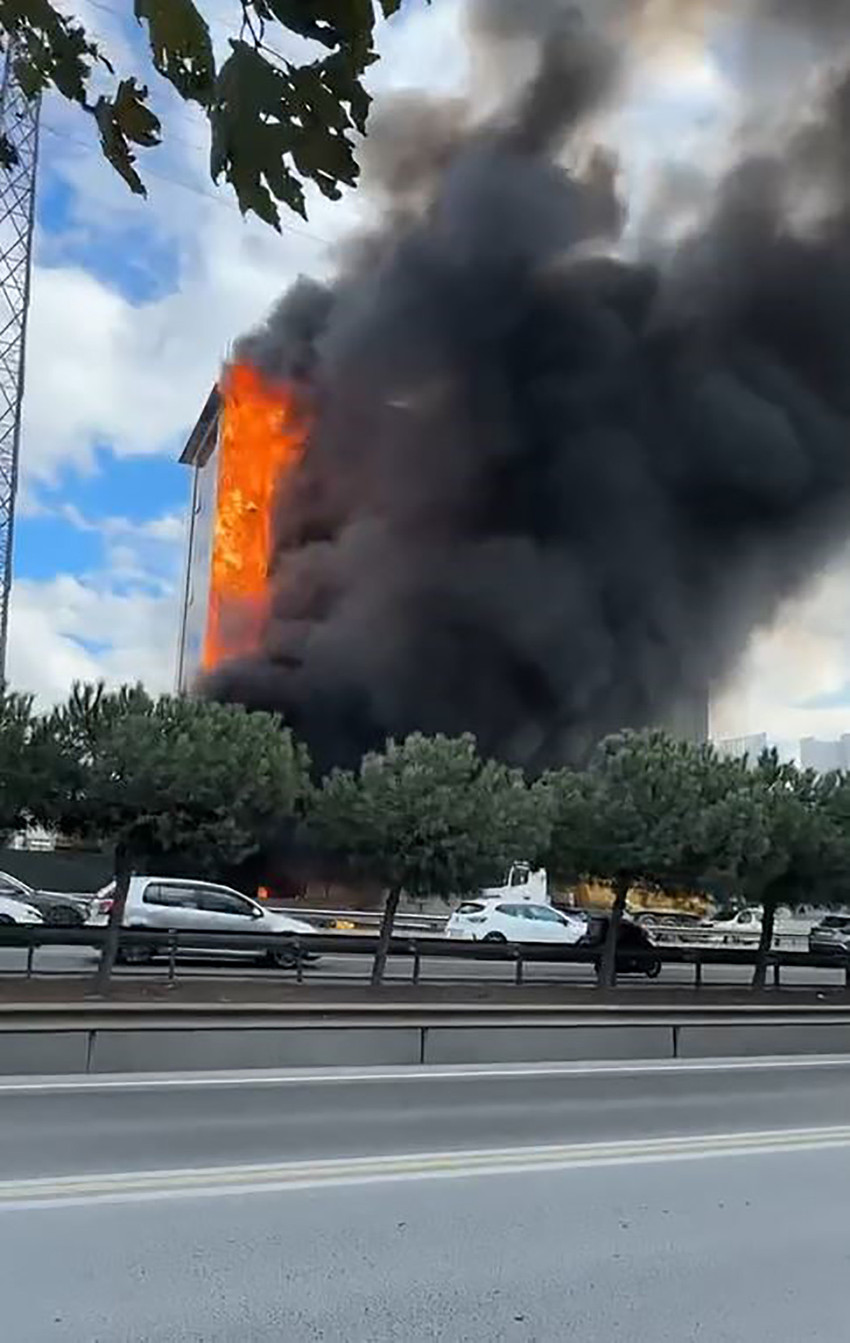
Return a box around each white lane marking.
[2,1125,850,1210]
[2,1053,850,1094]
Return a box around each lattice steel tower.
[0,43,38,682]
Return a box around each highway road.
[0,942,846,990]
[2,1057,850,1339]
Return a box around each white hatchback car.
[446,900,586,945]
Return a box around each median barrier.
[2,1002,850,1073]
[88,1025,422,1073]
[421,1023,671,1064]
[676,1021,850,1058]
[0,925,847,991]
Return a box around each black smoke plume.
[204,0,850,773]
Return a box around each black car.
[579,913,662,978]
[0,872,87,927]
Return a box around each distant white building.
[800,735,850,774]
[8,827,56,852]
[715,732,768,765]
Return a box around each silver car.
[808,915,850,956]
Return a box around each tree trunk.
[95,842,132,995]
[371,886,402,988]
[599,877,630,989]
[751,900,776,991]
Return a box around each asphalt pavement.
[3,1055,850,1179]
[2,1057,850,1339]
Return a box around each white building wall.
[715,732,768,765]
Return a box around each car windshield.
[0,873,31,898]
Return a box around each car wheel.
[118,943,156,965]
[482,932,507,944]
[51,908,83,928]
[263,947,298,969]
[645,958,662,979]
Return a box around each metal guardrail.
[278,908,816,950]
[642,920,812,950]
[0,924,847,990]
[273,905,449,932]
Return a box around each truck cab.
[480,863,549,905]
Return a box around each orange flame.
[202,362,307,670]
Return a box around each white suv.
[87,876,316,967]
[446,900,586,945]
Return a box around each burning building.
[179,0,850,776]
[176,373,709,751]
[176,367,308,691]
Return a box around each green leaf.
[93,78,161,197]
[253,0,376,51]
[134,0,215,105]
[211,40,359,224]
[0,0,108,101]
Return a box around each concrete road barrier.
[422,1024,671,1064]
[89,1025,421,1073]
[2,1004,850,1073]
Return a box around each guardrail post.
[694,957,702,990]
[773,961,781,989]
[411,943,421,984]
[167,931,178,985]
[515,949,524,986]
[25,943,34,980]
[845,958,850,992]
[295,940,304,985]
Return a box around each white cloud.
[712,548,850,743]
[24,498,185,546]
[7,573,179,706]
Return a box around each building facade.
[664,691,710,746]
[175,387,219,692]
[800,735,850,773]
[715,731,768,765]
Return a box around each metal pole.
[0,43,39,680]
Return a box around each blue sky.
[7,0,850,749]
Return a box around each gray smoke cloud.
[203,0,850,773]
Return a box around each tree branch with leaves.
[0,0,411,225]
